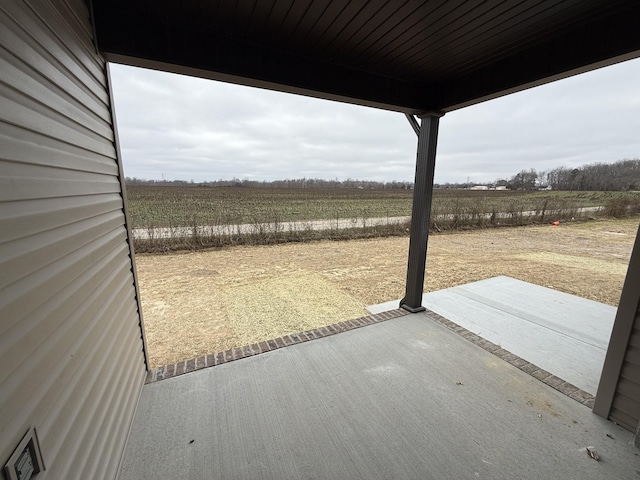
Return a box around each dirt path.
[136,218,639,367]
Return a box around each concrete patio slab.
[368,276,616,394]
[118,313,637,480]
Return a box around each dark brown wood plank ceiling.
[91,0,640,113]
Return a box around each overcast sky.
[110,57,640,185]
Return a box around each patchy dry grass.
[136,217,639,368]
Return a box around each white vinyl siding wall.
[0,1,146,479]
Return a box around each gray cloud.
[110,58,640,184]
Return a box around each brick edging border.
[145,308,410,384]
[146,306,596,409]
[424,308,596,409]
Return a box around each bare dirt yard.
[136,218,639,368]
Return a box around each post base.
[400,303,426,313]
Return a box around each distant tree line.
[125,158,640,191]
[437,159,640,191]
[124,176,413,189]
[495,159,640,191]
[544,159,640,191]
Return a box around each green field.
[126,186,639,229]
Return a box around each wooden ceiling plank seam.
[433,0,626,78]
[244,0,436,90]
[321,0,390,57]
[245,0,276,39]
[348,2,439,71]
[249,0,261,32]
[283,0,317,44]
[353,0,466,66]
[234,0,257,31]
[435,8,640,111]
[311,1,359,53]
[412,0,552,76]
[476,0,633,68]
[430,0,599,75]
[335,0,417,61]
[363,0,485,72]
[276,0,319,45]
[403,2,526,70]
[94,8,432,113]
[216,0,236,34]
[264,0,280,26]
[296,0,336,47]
[350,0,450,62]
[256,0,298,44]
[273,0,296,38]
[399,0,581,78]
[243,0,261,30]
[390,0,535,74]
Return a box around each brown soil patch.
[136,218,639,368]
